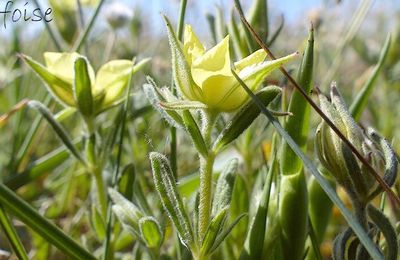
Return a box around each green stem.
[93,166,107,217]
[198,111,218,242]
[86,134,107,218]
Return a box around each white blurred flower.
[105,2,133,30]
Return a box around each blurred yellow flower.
[23,52,149,113]
[166,19,297,112]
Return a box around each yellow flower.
[23,52,149,114]
[165,17,297,112]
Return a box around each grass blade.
[73,0,106,52]
[322,0,373,87]
[6,139,82,190]
[32,0,63,51]
[350,34,391,121]
[27,101,86,165]
[0,206,28,260]
[0,183,95,259]
[240,164,275,259]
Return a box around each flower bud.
[315,84,397,204]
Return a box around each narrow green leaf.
[27,101,86,164]
[228,174,249,248]
[367,205,398,260]
[0,206,28,260]
[183,110,208,157]
[0,184,95,259]
[139,216,164,249]
[214,86,281,152]
[231,68,384,259]
[90,204,106,240]
[211,158,238,216]
[201,207,228,255]
[150,152,195,249]
[118,164,136,200]
[215,6,228,42]
[6,140,81,190]
[74,57,94,119]
[206,13,217,44]
[279,171,308,260]
[240,165,274,260]
[280,26,314,175]
[73,0,106,52]
[229,11,248,59]
[307,217,324,260]
[267,15,284,46]
[277,29,314,260]
[247,0,269,40]
[350,34,391,121]
[209,213,247,254]
[306,174,335,260]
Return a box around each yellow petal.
[94,60,133,108]
[44,52,95,85]
[183,25,205,66]
[234,49,267,71]
[239,52,298,91]
[191,35,232,89]
[200,74,242,111]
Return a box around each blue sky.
[125,0,400,36]
[1,0,399,40]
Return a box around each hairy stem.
[198,153,215,243]
[198,111,217,243]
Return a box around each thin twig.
[233,0,400,207]
[32,0,63,51]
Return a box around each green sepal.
[73,57,94,122]
[182,110,208,157]
[201,207,229,255]
[160,100,208,110]
[143,78,184,128]
[139,216,164,249]
[22,54,74,106]
[163,15,202,101]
